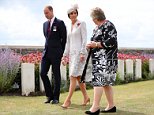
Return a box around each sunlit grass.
[0,80,154,115]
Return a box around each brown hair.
[47,6,53,11]
[68,10,78,18]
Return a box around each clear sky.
[0,0,154,48]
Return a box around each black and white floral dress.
[90,20,118,86]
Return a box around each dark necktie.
[47,21,51,36]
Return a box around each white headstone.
[39,64,52,92]
[135,59,142,79]
[149,59,154,74]
[118,59,124,80]
[60,64,67,81]
[21,63,35,96]
[85,57,92,82]
[125,59,133,74]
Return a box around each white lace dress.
[63,20,87,77]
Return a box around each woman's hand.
[86,41,97,48]
[61,60,67,66]
[61,56,68,66]
[86,41,102,49]
[80,53,85,62]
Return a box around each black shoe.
[44,97,53,103]
[51,100,59,104]
[85,109,100,115]
[101,106,116,113]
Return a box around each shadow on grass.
[107,109,145,115]
[60,103,145,115]
[59,102,91,109]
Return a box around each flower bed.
[20,51,42,64]
[1,47,154,94]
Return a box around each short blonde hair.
[90,7,106,21]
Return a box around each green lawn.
[0,80,154,115]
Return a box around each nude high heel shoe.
[81,98,90,106]
[61,100,71,109]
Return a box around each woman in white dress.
[61,4,90,108]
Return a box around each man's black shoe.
[51,100,59,104]
[44,97,53,103]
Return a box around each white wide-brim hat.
[67,4,79,14]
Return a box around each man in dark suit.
[40,5,67,104]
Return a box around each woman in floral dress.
[85,7,118,114]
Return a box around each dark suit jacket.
[43,17,67,59]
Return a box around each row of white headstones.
[21,59,154,96]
